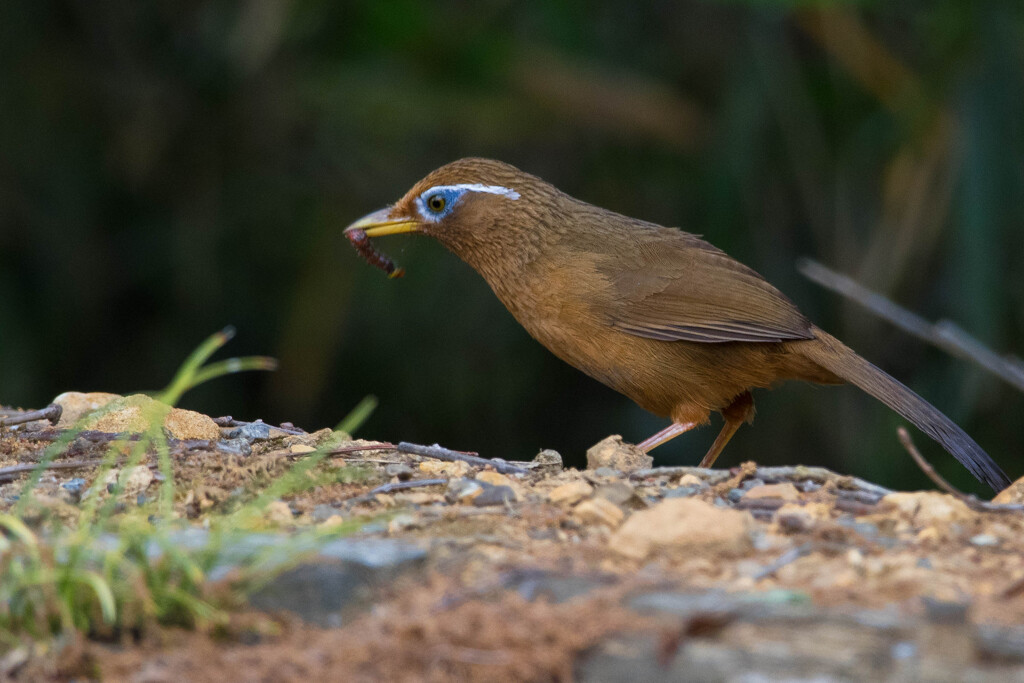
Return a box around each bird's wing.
[598,231,814,344]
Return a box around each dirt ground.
[3,394,1024,681]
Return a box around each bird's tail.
[797,328,1010,493]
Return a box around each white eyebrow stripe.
[424,183,520,200]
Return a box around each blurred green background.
[2,0,1021,492]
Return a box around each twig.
[343,478,448,505]
[799,259,1024,393]
[752,543,813,581]
[397,442,529,475]
[897,427,1024,512]
[0,404,62,427]
[897,427,964,498]
[327,442,397,456]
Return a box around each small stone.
[533,449,563,471]
[385,463,415,480]
[609,498,752,559]
[71,393,220,440]
[319,515,345,529]
[594,481,636,507]
[742,483,800,502]
[476,471,513,488]
[664,486,700,499]
[265,500,294,525]
[445,478,483,503]
[121,465,154,497]
[970,534,1000,547]
[473,486,517,507]
[393,491,441,505]
[419,460,472,478]
[574,498,625,528]
[228,421,273,440]
[676,474,704,488]
[548,480,594,506]
[586,435,653,473]
[881,492,975,525]
[592,467,622,478]
[290,444,316,455]
[388,513,420,533]
[992,475,1024,505]
[312,504,341,523]
[52,392,122,428]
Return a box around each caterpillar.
[347,228,405,279]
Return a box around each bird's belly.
[519,312,782,418]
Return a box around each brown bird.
[345,158,1009,492]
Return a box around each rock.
[312,504,342,523]
[290,444,316,455]
[476,471,514,488]
[574,498,625,528]
[742,482,800,502]
[265,500,294,525]
[120,465,154,497]
[445,478,484,503]
[248,538,427,627]
[227,421,273,440]
[69,393,220,441]
[594,481,637,507]
[385,463,415,480]
[992,475,1024,504]
[609,498,752,559]
[533,449,563,472]
[473,485,517,507]
[548,480,594,506]
[586,435,653,472]
[677,474,705,488]
[388,513,420,533]
[881,492,975,526]
[52,391,122,428]
[419,460,472,478]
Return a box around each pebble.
[594,481,636,507]
[446,478,484,503]
[609,498,752,559]
[586,435,653,473]
[312,504,342,523]
[476,471,514,488]
[574,498,625,528]
[227,421,272,440]
[385,464,415,480]
[743,482,800,502]
[290,444,316,455]
[265,500,294,525]
[548,480,594,506]
[881,492,975,525]
[473,485,517,507]
[970,534,1000,547]
[532,449,563,472]
[676,474,704,488]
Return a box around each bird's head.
[344,158,561,274]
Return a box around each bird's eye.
[426,194,446,213]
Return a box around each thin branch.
[397,442,529,475]
[799,259,1024,393]
[897,426,964,498]
[343,478,448,505]
[0,404,62,427]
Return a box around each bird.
[344,158,1009,493]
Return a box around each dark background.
[2,0,1022,493]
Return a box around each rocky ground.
[3,392,1024,681]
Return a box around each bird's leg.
[699,392,756,468]
[637,421,700,452]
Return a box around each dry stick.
[343,478,448,505]
[397,442,529,475]
[799,259,1024,393]
[897,427,1024,512]
[0,404,62,427]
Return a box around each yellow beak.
[344,207,419,237]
